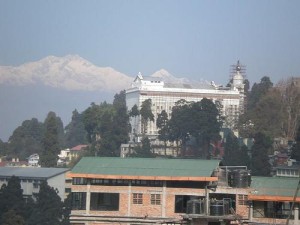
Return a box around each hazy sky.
[1,0,300,86]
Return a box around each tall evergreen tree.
[156,110,169,155]
[129,104,140,142]
[111,90,130,154]
[140,99,154,134]
[28,181,63,225]
[64,109,88,148]
[251,132,272,176]
[0,176,24,222]
[40,112,61,167]
[291,124,300,161]
[247,76,273,110]
[223,131,250,166]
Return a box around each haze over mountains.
[0,55,190,141]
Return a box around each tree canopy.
[40,112,61,167]
[140,99,154,134]
[251,132,272,176]
[28,181,63,225]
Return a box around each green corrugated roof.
[72,157,220,178]
[250,176,300,197]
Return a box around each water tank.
[187,199,205,214]
[228,169,251,188]
[210,200,229,216]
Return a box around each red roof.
[70,144,88,151]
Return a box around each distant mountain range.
[0,55,191,141]
[0,55,132,91]
[0,55,193,91]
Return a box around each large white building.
[125,62,245,145]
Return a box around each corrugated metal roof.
[0,167,69,179]
[250,176,300,197]
[71,157,220,178]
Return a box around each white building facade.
[126,67,245,144]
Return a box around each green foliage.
[65,109,88,148]
[130,137,154,158]
[251,132,272,176]
[223,131,250,166]
[2,210,25,225]
[82,91,130,156]
[140,99,154,134]
[61,193,72,225]
[28,181,63,225]
[0,176,68,225]
[7,118,44,160]
[129,104,139,117]
[0,176,24,221]
[0,139,9,156]
[156,110,169,155]
[40,112,61,167]
[167,99,222,158]
[251,89,284,139]
[111,91,130,153]
[291,124,300,161]
[247,76,273,110]
[239,76,278,139]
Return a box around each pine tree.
[65,109,88,148]
[156,110,169,155]
[0,176,25,223]
[140,99,154,134]
[40,112,61,167]
[251,132,272,176]
[2,210,25,225]
[223,131,250,167]
[28,181,63,225]
[291,124,300,161]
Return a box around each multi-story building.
[69,157,300,225]
[125,62,245,145]
[0,167,69,200]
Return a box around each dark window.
[91,179,129,186]
[65,188,71,193]
[90,193,119,211]
[175,195,201,213]
[131,180,163,187]
[133,193,143,204]
[167,181,205,189]
[72,178,87,185]
[72,192,86,210]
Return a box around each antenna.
[230,60,246,80]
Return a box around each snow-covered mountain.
[0,55,133,91]
[151,69,191,84]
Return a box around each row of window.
[72,192,243,214]
[72,192,161,210]
[73,178,205,188]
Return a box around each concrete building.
[125,62,245,146]
[69,157,300,225]
[0,167,69,200]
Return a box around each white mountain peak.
[0,55,133,91]
[151,69,173,78]
[150,69,190,84]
